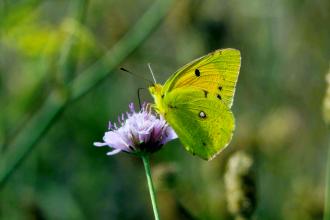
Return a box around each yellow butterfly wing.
[163,88,235,160]
[163,48,241,108]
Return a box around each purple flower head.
[94,103,177,156]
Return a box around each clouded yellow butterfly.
[149,48,241,160]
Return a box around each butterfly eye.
[199,111,207,118]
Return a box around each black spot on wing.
[218,86,222,91]
[217,94,222,100]
[203,90,208,98]
[195,69,200,77]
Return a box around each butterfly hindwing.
[163,87,235,160]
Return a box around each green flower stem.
[142,155,160,220]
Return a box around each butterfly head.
[149,83,165,114]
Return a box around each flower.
[94,103,177,156]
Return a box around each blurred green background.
[1,0,330,219]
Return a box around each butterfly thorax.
[149,83,167,115]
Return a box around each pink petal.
[94,142,108,147]
[106,149,122,155]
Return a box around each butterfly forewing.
[163,49,241,108]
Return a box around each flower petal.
[106,149,122,155]
[161,126,178,144]
[94,142,108,147]
[129,102,135,113]
[103,131,130,151]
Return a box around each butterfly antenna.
[148,63,157,84]
[120,67,153,84]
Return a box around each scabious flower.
[94,102,177,156]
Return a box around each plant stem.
[142,155,160,220]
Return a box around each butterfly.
[149,49,241,160]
